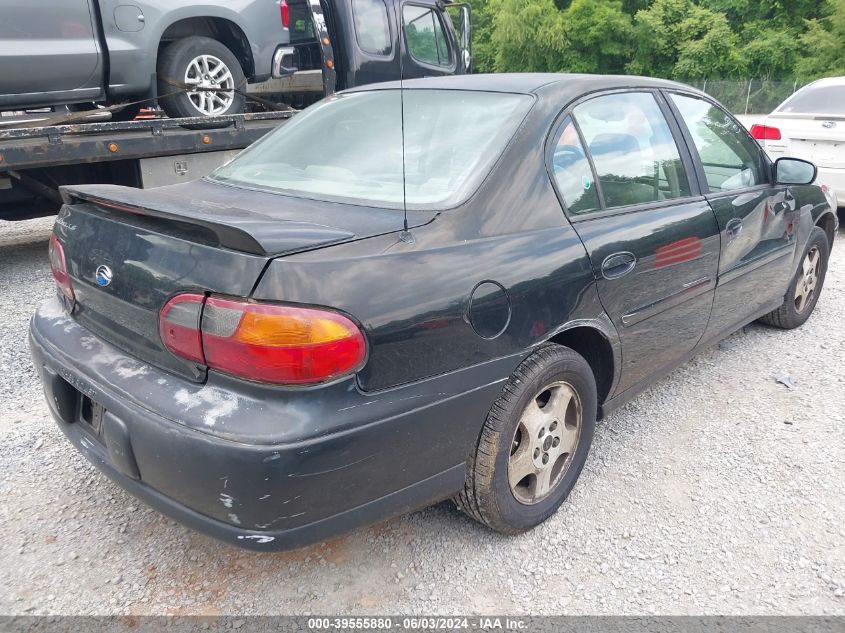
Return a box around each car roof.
[348,73,703,100]
[805,75,845,87]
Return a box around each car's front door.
[666,92,798,341]
[549,91,722,395]
[0,0,102,105]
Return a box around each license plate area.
[78,395,105,439]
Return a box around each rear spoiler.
[59,184,354,257]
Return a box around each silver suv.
[0,0,303,119]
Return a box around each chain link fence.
[680,79,805,115]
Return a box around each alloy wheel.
[794,246,821,313]
[184,54,235,116]
[508,381,582,505]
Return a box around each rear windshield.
[210,89,533,208]
[777,84,845,115]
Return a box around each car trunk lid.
[56,181,435,382]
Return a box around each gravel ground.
[1,216,843,616]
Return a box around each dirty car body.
[30,74,837,550]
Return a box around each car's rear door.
[0,0,102,102]
[549,90,721,395]
[665,92,798,340]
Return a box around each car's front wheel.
[157,36,246,119]
[454,344,597,534]
[759,226,829,330]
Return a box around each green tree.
[699,0,823,25]
[469,0,843,83]
[796,0,845,79]
[561,0,635,74]
[490,0,567,72]
[739,27,799,79]
[627,0,744,79]
[489,0,633,74]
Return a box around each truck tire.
[157,36,246,119]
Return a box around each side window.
[550,117,600,215]
[670,94,766,193]
[403,5,452,67]
[351,0,392,56]
[574,92,692,209]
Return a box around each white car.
[751,76,845,209]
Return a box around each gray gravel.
[1,216,844,616]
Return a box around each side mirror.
[459,5,472,72]
[775,157,817,185]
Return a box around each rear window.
[288,1,316,44]
[777,84,845,115]
[210,90,533,208]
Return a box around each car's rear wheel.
[454,344,597,534]
[157,36,246,119]
[759,226,829,330]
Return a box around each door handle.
[601,252,637,280]
[726,217,743,239]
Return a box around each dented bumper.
[29,298,512,550]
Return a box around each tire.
[759,226,829,330]
[157,36,246,119]
[454,344,597,534]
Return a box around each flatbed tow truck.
[0,0,471,221]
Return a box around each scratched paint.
[174,386,239,427]
[236,535,275,544]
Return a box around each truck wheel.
[454,344,597,534]
[157,36,246,119]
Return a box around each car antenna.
[397,3,414,245]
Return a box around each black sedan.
[30,74,838,550]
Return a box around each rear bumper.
[29,298,515,550]
[272,46,298,78]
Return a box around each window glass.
[288,2,316,44]
[574,92,691,209]
[211,90,532,208]
[351,0,391,56]
[550,117,600,215]
[404,5,451,67]
[671,94,766,193]
[777,84,845,115]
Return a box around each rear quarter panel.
[790,184,836,269]
[251,99,615,392]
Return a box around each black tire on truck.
[157,36,246,119]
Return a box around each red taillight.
[159,294,367,385]
[750,124,781,141]
[48,234,74,301]
[160,294,206,364]
[280,0,290,28]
